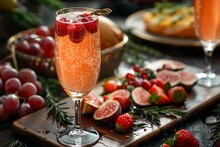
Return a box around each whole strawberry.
[163,129,199,147]
[167,86,187,104]
[175,129,199,147]
[115,113,134,133]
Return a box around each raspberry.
[68,23,86,43]
[55,17,70,36]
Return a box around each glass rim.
[56,7,97,16]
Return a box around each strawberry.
[163,143,171,147]
[115,113,134,133]
[149,84,164,94]
[163,129,199,147]
[167,86,187,104]
[150,93,171,105]
[67,23,85,43]
[150,85,171,105]
[175,129,199,147]
[55,17,70,36]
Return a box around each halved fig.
[131,87,151,107]
[81,92,103,115]
[178,70,198,89]
[108,89,130,99]
[157,70,181,86]
[93,99,122,123]
[147,59,185,71]
[162,60,185,71]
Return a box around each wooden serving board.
[12,63,220,147]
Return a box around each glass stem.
[204,49,213,74]
[202,42,215,75]
[74,99,82,129]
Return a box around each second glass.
[194,0,220,87]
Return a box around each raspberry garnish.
[67,22,86,43]
[55,17,70,36]
[80,13,99,33]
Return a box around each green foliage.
[130,106,187,126]
[210,103,220,146]
[1,140,27,147]
[43,78,72,126]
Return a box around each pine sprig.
[44,78,72,126]
[210,103,220,146]
[1,139,27,147]
[130,106,187,126]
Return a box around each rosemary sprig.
[44,78,72,126]
[210,103,220,146]
[1,139,27,147]
[130,106,187,126]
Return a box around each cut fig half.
[93,99,122,123]
[131,87,151,107]
[146,59,185,71]
[157,70,181,87]
[178,70,198,89]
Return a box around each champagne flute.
[54,7,106,146]
[194,0,220,87]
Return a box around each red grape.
[36,26,50,37]
[28,34,41,43]
[18,68,37,83]
[19,83,37,99]
[0,78,3,93]
[33,80,42,94]
[0,95,6,104]
[15,40,30,53]
[3,94,20,113]
[28,42,41,55]
[0,104,10,122]
[5,78,21,93]
[40,36,54,53]
[1,68,18,82]
[0,62,12,74]
[44,50,54,58]
[28,95,45,111]
[18,102,33,117]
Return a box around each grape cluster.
[15,26,55,58]
[0,62,45,122]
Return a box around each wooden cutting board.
[12,63,220,147]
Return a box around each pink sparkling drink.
[55,10,101,97]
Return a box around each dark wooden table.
[1,1,220,146]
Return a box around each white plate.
[125,9,201,47]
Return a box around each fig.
[93,99,122,123]
[162,60,185,71]
[108,89,130,99]
[178,71,198,89]
[157,70,181,87]
[147,59,185,71]
[81,92,103,115]
[131,87,151,107]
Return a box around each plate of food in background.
[125,2,201,47]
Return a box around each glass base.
[57,127,99,147]
[197,72,220,87]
